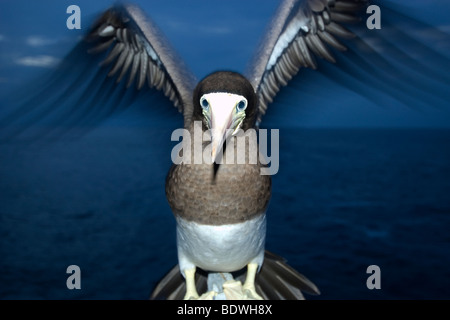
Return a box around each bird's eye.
[200,97,209,110]
[236,99,247,112]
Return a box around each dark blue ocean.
[1,123,449,299]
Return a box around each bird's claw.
[223,279,263,300]
[185,291,217,300]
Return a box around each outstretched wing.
[1,3,197,139]
[247,0,365,124]
[246,0,450,125]
[87,4,197,124]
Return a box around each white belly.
[176,214,266,274]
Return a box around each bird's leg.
[242,262,263,300]
[184,267,218,300]
[184,267,199,300]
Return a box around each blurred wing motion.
[3,0,449,136]
[2,0,449,300]
[0,4,197,139]
[150,251,320,300]
[246,0,450,125]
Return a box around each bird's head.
[193,71,258,162]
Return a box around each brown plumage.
[165,71,271,225]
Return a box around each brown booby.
[3,0,449,300]
[78,0,366,299]
[165,71,271,299]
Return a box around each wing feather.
[87,4,197,121]
[247,0,365,124]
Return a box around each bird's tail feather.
[256,251,320,299]
[149,250,319,300]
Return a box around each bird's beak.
[210,109,233,163]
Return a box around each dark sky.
[0,0,449,128]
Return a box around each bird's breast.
[165,160,271,225]
[176,213,266,272]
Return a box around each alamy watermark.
[66,265,81,290]
[65,5,381,31]
[170,121,279,175]
[66,5,81,30]
[366,265,381,290]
